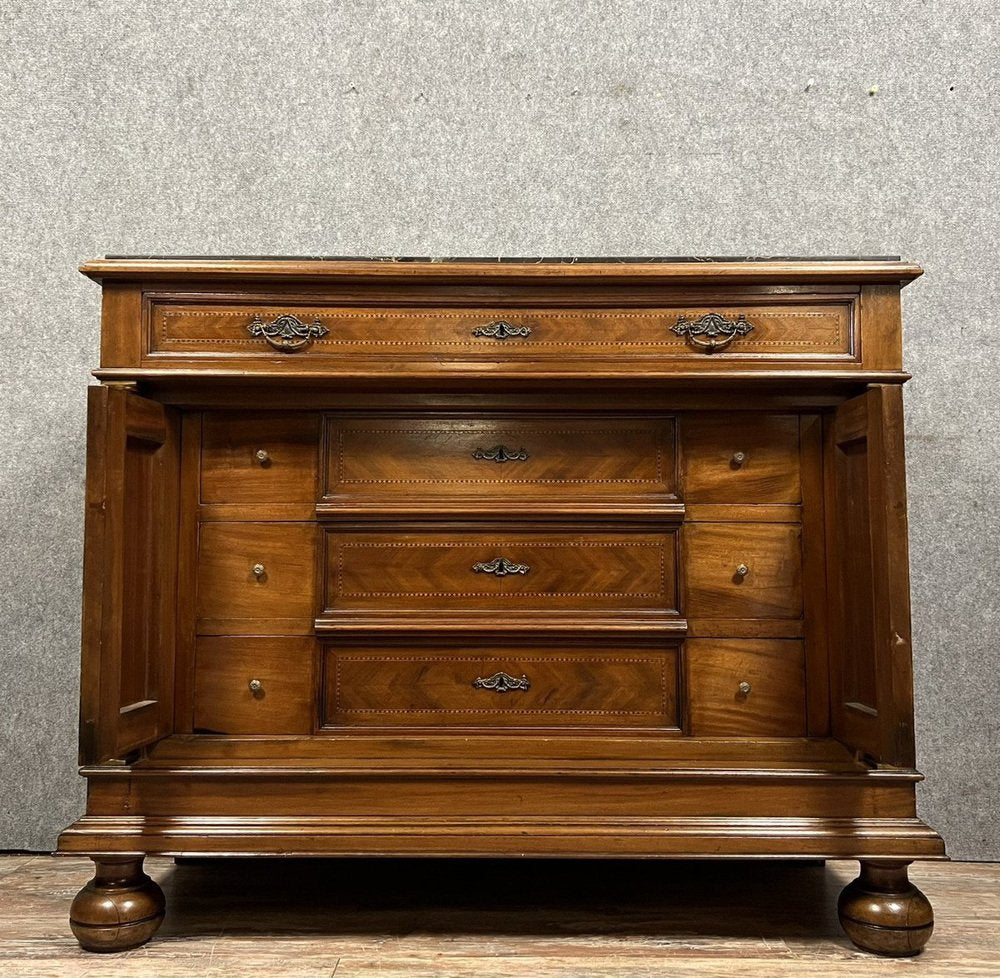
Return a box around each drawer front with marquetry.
[323,530,678,613]
[322,416,676,502]
[146,300,854,364]
[683,523,802,619]
[322,646,680,729]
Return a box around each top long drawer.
[144,299,857,368]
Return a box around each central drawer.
[323,416,677,501]
[322,645,680,729]
[323,529,678,613]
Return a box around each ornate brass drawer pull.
[672,312,754,353]
[472,672,531,693]
[471,445,529,463]
[472,319,532,340]
[472,557,530,577]
[247,313,329,352]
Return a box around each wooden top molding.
[80,256,924,286]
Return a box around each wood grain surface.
[324,415,677,501]
[147,300,854,362]
[201,412,321,503]
[322,645,680,729]
[1,855,992,977]
[65,258,941,956]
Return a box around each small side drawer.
[323,529,678,613]
[324,416,677,501]
[683,523,802,619]
[197,523,318,631]
[323,646,680,729]
[201,412,320,503]
[681,415,800,504]
[685,639,806,736]
[194,637,314,735]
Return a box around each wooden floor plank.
[0,856,996,976]
[0,854,37,879]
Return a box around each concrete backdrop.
[1,0,997,858]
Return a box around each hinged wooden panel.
[79,387,179,763]
[827,385,916,767]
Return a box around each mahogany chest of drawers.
[60,257,944,956]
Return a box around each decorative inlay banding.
[156,306,851,354]
[330,654,671,717]
[335,428,666,485]
[332,541,669,599]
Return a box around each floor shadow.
[156,857,848,944]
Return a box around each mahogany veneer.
[61,257,943,957]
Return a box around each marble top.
[104,255,903,263]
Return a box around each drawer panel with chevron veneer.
[322,644,681,730]
[321,529,679,618]
[320,415,678,517]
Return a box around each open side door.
[827,384,916,768]
[79,386,180,763]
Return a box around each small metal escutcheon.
[472,320,532,340]
[735,563,750,579]
[248,679,264,696]
[254,449,271,464]
[473,672,531,693]
[672,312,754,353]
[738,681,752,696]
[472,445,529,463]
[472,557,530,576]
[252,563,266,580]
[247,313,329,352]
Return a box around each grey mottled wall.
[1,0,997,858]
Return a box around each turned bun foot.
[70,856,165,952]
[838,860,934,956]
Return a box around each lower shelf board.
[135,733,890,769]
